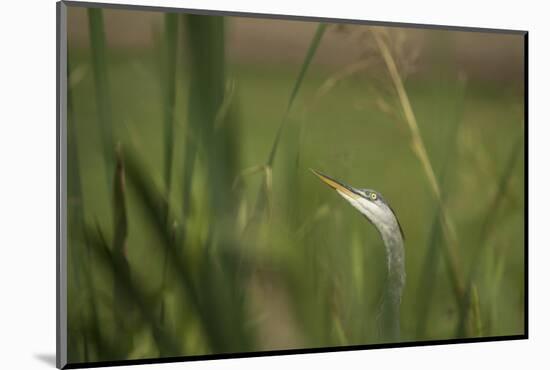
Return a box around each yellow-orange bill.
[310,169,359,199]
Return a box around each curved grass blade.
[267,23,326,167]
[249,23,327,225]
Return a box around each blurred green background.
[66,5,525,365]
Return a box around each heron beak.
[310,169,361,199]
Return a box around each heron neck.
[378,223,405,341]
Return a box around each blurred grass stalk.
[159,12,178,324]
[182,14,241,223]
[457,135,523,336]
[112,145,131,328]
[67,58,90,361]
[469,284,483,337]
[373,31,466,303]
[181,14,252,353]
[88,8,115,187]
[88,8,136,354]
[68,55,111,362]
[162,13,178,201]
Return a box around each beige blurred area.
[68,6,524,82]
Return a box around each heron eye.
[370,193,377,201]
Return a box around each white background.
[0,0,546,368]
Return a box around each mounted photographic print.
[57,1,527,368]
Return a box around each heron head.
[311,169,404,239]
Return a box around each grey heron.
[311,169,405,342]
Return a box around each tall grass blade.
[159,12,179,326]
[249,23,326,224]
[374,31,465,303]
[267,23,326,166]
[414,204,443,339]
[182,15,240,222]
[470,284,483,337]
[67,57,106,362]
[112,144,133,338]
[162,13,178,199]
[67,58,88,360]
[87,8,115,188]
[67,59,85,294]
[113,144,128,257]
